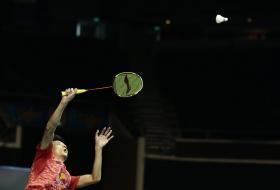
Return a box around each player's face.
[52,140,68,161]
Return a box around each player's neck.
[54,155,66,163]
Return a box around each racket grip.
[61,89,88,96]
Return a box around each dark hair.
[53,134,66,144]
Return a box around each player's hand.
[62,88,77,103]
[95,127,114,149]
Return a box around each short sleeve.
[69,176,80,190]
[34,143,53,161]
[30,143,53,175]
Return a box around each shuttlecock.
[216,14,228,24]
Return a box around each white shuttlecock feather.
[216,14,228,24]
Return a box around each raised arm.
[77,127,114,188]
[40,88,77,149]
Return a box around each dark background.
[1,0,280,189]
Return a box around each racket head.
[112,72,143,98]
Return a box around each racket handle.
[61,89,88,96]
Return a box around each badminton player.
[24,88,114,189]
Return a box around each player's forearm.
[77,150,102,189]
[91,147,103,182]
[46,100,68,132]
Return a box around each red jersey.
[24,144,79,190]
